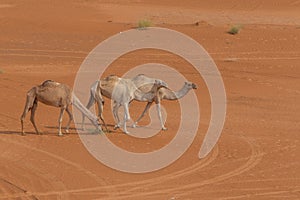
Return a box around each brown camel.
[20,80,102,136]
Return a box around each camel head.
[185,82,197,89]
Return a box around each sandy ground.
[0,0,300,199]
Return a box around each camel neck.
[134,85,161,102]
[172,85,191,99]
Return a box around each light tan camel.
[131,74,197,130]
[83,74,196,131]
[82,75,166,134]
[20,80,102,136]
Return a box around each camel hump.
[104,75,119,81]
[42,80,54,85]
[101,75,119,86]
[41,80,60,87]
[133,74,147,80]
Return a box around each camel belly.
[36,90,69,107]
[37,96,64,107]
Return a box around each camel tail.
[72,94,102,131]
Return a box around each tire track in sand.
[0,133,262,199]
[0,140,219,199]
[0,137,118,199]
[102,136,263,199]
[220,187,300,200]
[0,178,38,200]
[1,135,261,199]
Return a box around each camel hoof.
[114,125,120,130]
[131,123,137,128]
[124,131,129,134]
[58,133,63,137]
[65,129,69,133]
[95,127,104,134]
[162,127,168,131]
[21,132,26,136]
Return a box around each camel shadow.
[0,130,68,136]
[44,123,114,135]
[0,130,36,135]
[0,129,110,136]
[0,123,115,136]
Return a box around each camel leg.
[132,101,153,128]
[123,103,130,134]
[113,102,121,130]
[20,106,30,135]
[96,100,109,132]
[65,106,73,133]
[156,103,167,131]
[94,90,108,132]
[81,93,95,130]
[30,100,40,134]
[58,107,65,136]
[20,91,36,135]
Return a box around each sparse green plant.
[137,19,152,29]
[0,69,3,74]
[228,24,242,35]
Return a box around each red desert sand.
[0,0,299,199]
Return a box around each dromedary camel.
[131,74,197,130]
[84,74,197,131]
[20,80,102,136]
[82,75,166,134]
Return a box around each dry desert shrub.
[228,24,243,35]
[137,19,152,29]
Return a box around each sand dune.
[0,1,299,199]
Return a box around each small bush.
[0,69,3,74]
[224,58,238,62]
[137,19,152,29]
[228,25,242,35]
